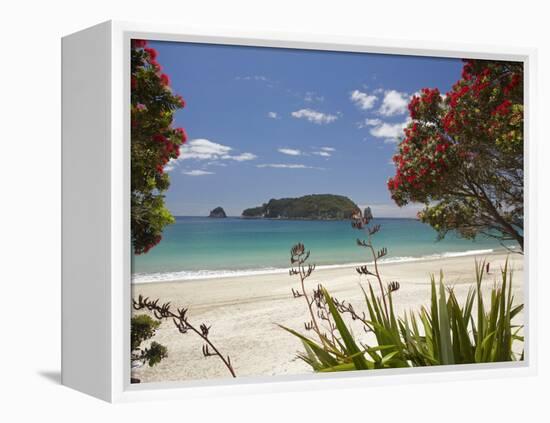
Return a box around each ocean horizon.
[131,217,515,283]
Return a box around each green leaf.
[437,274,455,365]
[279,325,339,367]
[322,288,370,370]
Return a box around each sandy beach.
[131,251,524,383]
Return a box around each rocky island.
[241,194,359,220]
[363,206,373,221]
[208,207,227,218]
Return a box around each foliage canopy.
[131,314,168,368]
[388,59,524,249]
[131,39,187,254]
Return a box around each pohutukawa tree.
[388,59,524,250]
[131,39,187,254]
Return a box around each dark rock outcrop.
[209,207,227,218]
[364,206,373,221]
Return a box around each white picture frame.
[61,20,537,403]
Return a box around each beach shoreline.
[131,250,524,383]
[132,246,516,283]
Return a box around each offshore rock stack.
[208,207,227,218]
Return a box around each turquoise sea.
[131,217,513,283]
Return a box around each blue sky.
[148,40,463,217]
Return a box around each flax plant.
[282,210,524,372]
[400,259,524,366]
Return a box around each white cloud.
[179,139,256,162]
[365,118,382,126]
[183,170,215,176]
[256,163,322,169]
[179,139,232,160]
[350,89,378,110]
[267,111,279,119]
[320,147,335,152]
[278,148,301,156]
[291,108,339,124]
[357,118,384,129]
[313,151,331,157]
[379,90,409,116]
[235,75,269,81]
[368,117,411,143]
[370,122,405,139]
[235,75,276,88]
[229,152,257,161]
[304,91,324,103]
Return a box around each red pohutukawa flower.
[153,134,167,143]
[144,47,158,61]
[448,85,469,107]
[421,87,440,105]
[461,60,474,80]
[160,73,170,86]
[131,39,147,49]
[504,73,521,95]
[175,94,186,108]
[408,95,421,119]
[492,99,512,116]
[150,60,161,72]
[175,127,187,144]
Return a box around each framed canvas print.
[61,21,537,402]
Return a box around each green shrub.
[281,286,407,372]
[131,314,168,368]
[280,240,407,372]
[401,260,523,366]
[282,210,524,371]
